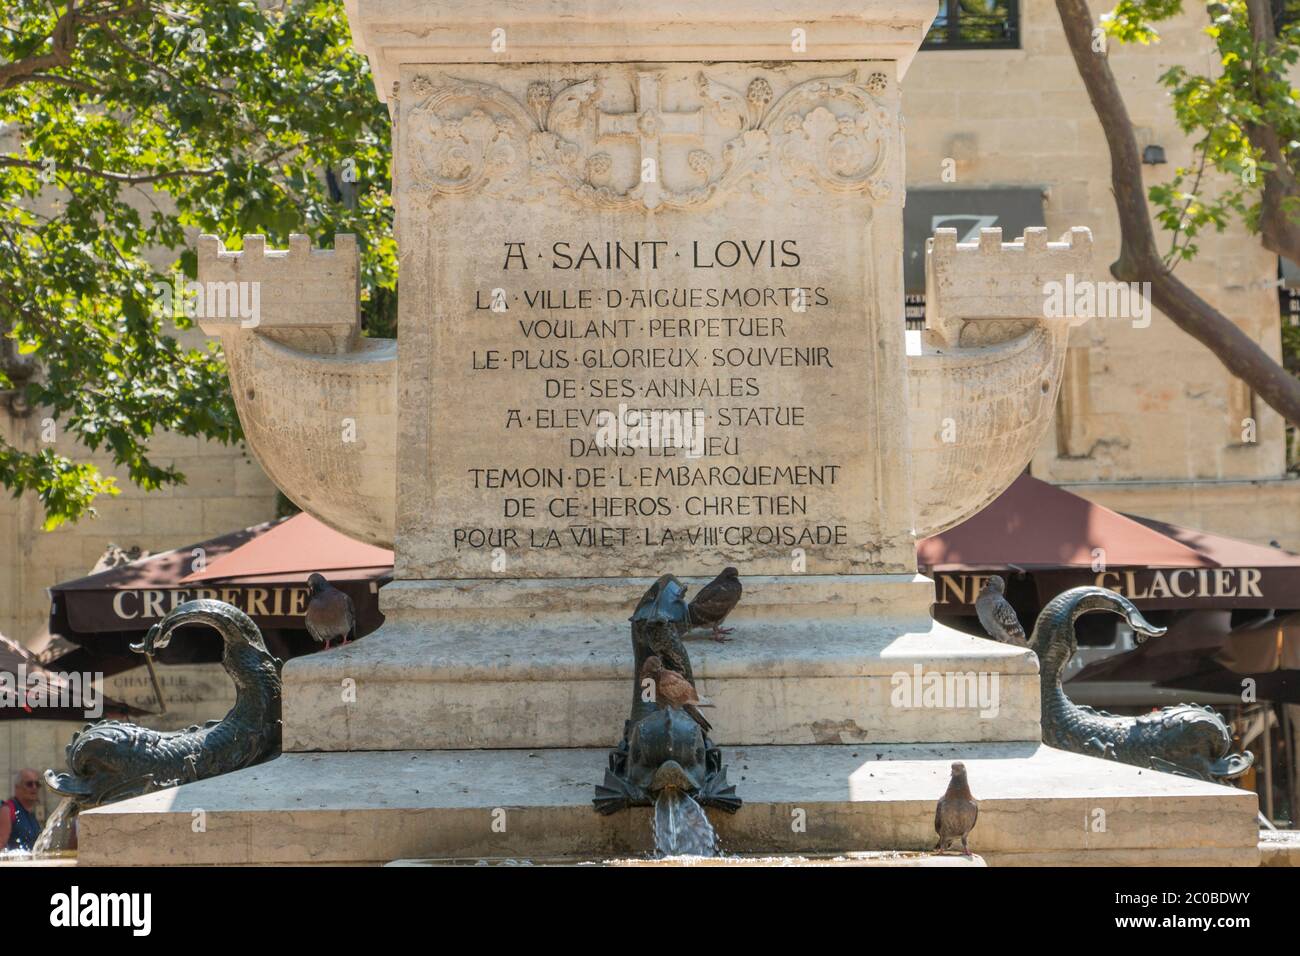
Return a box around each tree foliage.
[1103,0,1300,265]
[1054,0,1300,433]
[0,0,393,528]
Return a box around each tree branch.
[0,156,218,184]
[0,2,80,91]
[0,1,148,92]
[1166,142,1210,268]
[1056,0,1300,429]
[1240,0,1300,265]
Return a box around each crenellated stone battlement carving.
[195,233,396,548]
[905,225,1094,537]
[197,234,362,354]
[924,226,1093,348]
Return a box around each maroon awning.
[0,634,146,720]
[49,514,393,641]
[921,476,1300,613]
[918,475,1207,572]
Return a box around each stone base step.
[386,852,986,866]
[283,615,1040,751]
[1260,830,1300,867]
[77,742,1259,866]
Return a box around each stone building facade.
[905,0,1300,546]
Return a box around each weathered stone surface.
[908,227,1090,536]
[1259,829,1300,867]
[387,851,986,866]
[122,0,1256,872]
[344,0,939,96]
[387,59,917,578]
[198,234,360,353]
[194,237,398,548]
[282,578,1041,751]
[78,742,1260,866]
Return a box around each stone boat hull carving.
[908,320,1069,537]
[223,331,396,547]
[199,225,1088,551]
[907,226,1091,537]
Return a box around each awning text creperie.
[106,586,310,623]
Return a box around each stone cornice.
[343,0,937,104]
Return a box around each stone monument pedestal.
[79,574,1258,866]
[76,0,1261,865]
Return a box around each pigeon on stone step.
[687,567,742,642]
[934,761,979,856]
[305,573,355,650]
[975,575,1026,646]
[641,655,713,733]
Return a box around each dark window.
[922,0,1020,50]
[905,294,927,329]
[1279,258,1300,330]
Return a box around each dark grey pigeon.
[975,575,1026,646]
[687,567,741,642]
[935,761,979,856]
[305,573,355,650]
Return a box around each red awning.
[0,634,146,720]
[179,513,392,582]
[49,514,393,640]
[921,475,1300,612]
[918,475,1207,571]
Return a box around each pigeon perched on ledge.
[975,575,1026,646]
[688,567,742,642]
[935,761,979,856]
[305,573,355,650]
[641,655,714,733]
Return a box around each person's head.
[13,769,40,809]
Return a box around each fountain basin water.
[32,797,78,855]
[653,788,718,857]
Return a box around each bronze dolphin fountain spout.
[1028,586,1253,782]
[594,574,740,817]
[45,599,283,810]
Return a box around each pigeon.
[646,624,693,680]
[975,575,1026,646]
[688,567,742,642]
[934,761,979,856]
[641,655,713,733]
[304,573,355,650]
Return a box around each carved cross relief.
[596,72,704,209]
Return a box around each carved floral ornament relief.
[402,69,896,210]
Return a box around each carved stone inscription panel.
[394,62,911,579]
